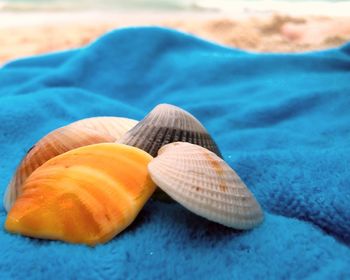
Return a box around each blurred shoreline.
[0,8,350,65]
[2,0,350,17]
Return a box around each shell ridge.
[150,161,259,210]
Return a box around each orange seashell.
[5,143,155,246]
[3,117,137,212]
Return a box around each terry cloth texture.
[0,27,350,279]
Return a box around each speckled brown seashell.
[3,117,137,211]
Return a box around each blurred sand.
[0,12,350,65]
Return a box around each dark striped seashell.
[118,104,222,158]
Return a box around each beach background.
[0,0,350,65]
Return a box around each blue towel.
[1,27,350,279]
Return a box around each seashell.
[118,104,222,158]
[3,117,137,212]
[148,142,263,230]
[5,143,156,246]
[69,117,138,140]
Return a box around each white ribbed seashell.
[148,142,263,229]
[3,117,137,212]
[118,104,222,158]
